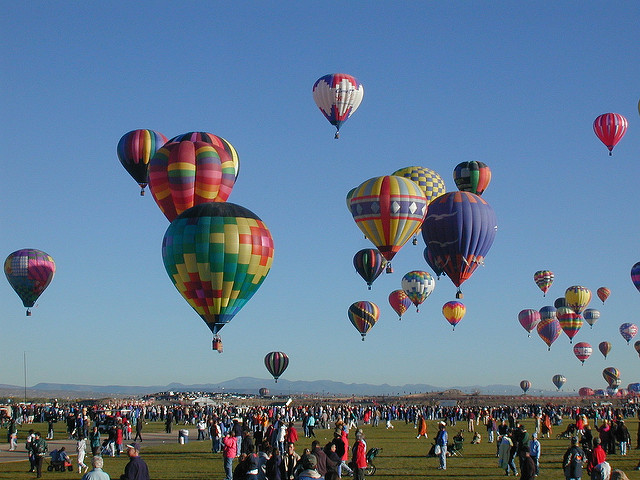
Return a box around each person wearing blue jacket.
[435,422,448,470]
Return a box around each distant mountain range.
[0,378,576,399]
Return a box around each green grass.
[2,418,639,479]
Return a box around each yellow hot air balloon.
[565,286,591,315]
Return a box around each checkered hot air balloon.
[312,73,364,139]
[349,176,428,273]
[452,161,491,196]
[391,166,446,205]
[4,249,56,316]
[348,301,379,341]
[162,203,274,352]
[264,352,289,383]
[573,342,592,365]
[117,129,168,196]
[401,270,435,312]
[149,132,239,222]
[593,113,628,155]
[388,290,411,321]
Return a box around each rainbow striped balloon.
[264,351,289,383]
[557,307,583,343]
[117,129,168,195]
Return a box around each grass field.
[2,418,639,479]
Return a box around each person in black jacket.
[120,442,149,480]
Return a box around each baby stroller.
[365,447,382,475]
[46,450,73,472]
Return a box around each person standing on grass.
[89,426,101,456]
[529,432,540,476]
[223,431,238,480]
[77,435,89,474]
[435,422,448,471]
[119,442,149,480]
[416,414,428,439]
[134,418,143,442]
[351,430,367,480]
[81,455,111,480]
[32,431,48,479]
[562,436,585,480]
[518,446,536,480]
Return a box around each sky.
[2,2,640,394]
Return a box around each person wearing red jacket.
[285,422,298,444]
[351,430,367,480]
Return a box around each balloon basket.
[456,291,463,299]
[385,264,393,274]
[26,310,32,317]
[335,132,340,139]
[412,237,417,245]
[212,337,223,353]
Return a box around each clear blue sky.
[2,2,640,393]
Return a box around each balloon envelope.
[520,380,531,394]
[401,271,435,312]
[552,374,566,390]
[353,249,386,289]
[599,341,612,358]
[573,342,592,364]
[593,113,628,155]
[421,191,497,294]
[554,297,567,309]
[348,301,379,340]
[557,307,583,343]
[312,73,364,137]
[602,367,620,388]
[533,270,554,296]
[565,286,591,315]
[259,388,270,396]
[453,161,491,195]
[423,246,445,278]
[537,317,561,350]
[442,301,465,330]
[264,352,289,382]
[583,309,600,328]
[117,129,168,195]
[539,306,557,322]
[634,341,640,357]
[619,323,638,344]
[349,176,428,263]
[579,387,595,397]
[4,249,56,315]
[597,287,610,304]
[632,262,640,293]
[389,290,412,320]
[392,166,446,205]
[518,309,541,336]
[161,203,274,344]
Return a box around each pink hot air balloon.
[518,309,541,337]
[573,342,592,365]
[593,113,628,155]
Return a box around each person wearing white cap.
[119,442,149,480]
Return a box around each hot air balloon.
[533,270,554,296]
[4,249,56,316]
[442,301,465,330]
[117,129,168,195]
[539,306,557,322]
[161,203,274,351]
[401,271,435,312]
[259,388,270,396]
[594,389,607,397]
[423,247,445,279]
[265,352,289,383]
[349,176,428,272]
[597,287,610,304]
[554,297,567,309]
[599,341,612,358]
[312,73,364,138]
[537,317,562,351]
[149,132,239,222]
[452,161,491,196]
[619,323,638,344]
[552,374,566,390]
[421,191,497,298]
[391,166,446,205]
[557,307,583,343]
[603,367,620,388]
[579,387,595,397]
[632,262,640,293]
[353,249,386,290]
[628,383,640,394]
[573,342,592,365]
[565,286,591,315]
[634,341,640,357]
[593,113,628,155]
[348,301,379,340]
[518,309,541,337]
[583,309,600,329]
[520,380,531,394]
[389,290,412,321]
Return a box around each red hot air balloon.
[264,352,289,383]
[573,342,592,365]
[593,113,628,155]
[597,287,610,304]
[579,387,595,397]
[389,290,412,321]
[599,341,612,358]
[557,307,583,343]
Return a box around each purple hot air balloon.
[619,323,638,344]
[537,317,562,351]
[632,262,640,293]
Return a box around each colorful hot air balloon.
[573,342,592,365]
[593,113,628,155]
[452,161,491,196]
[597,287,610,304]
[389,290,412,321]
[161,203,274,351]
[348,301,379,340]
[634,340,640,357]
[391,166,446,205]
[149,132,239,222]
[602,367,620,388]
[401,271,435,312]
[539,306,557,322]
[117,129,168,195]
[554,297,567,309]
[552,374,566,390]
[423,247,445,279]
[619,323,638,344]
[520,380,531,394]
[557,307,583,343]
[421,191,497,298]
[4,249,56,316]
[565,286,591,315]
[259,387,270,396]
[312,73,364,138]
[537,317,562,351]
[518,309,541,337]
[533,270,554,296]
[632,262,640,293]
[353,249,386,290]
[599,341,612,358]
[583,309,600,329]
[442,301,465,330]
[264,352,289,383]
[628,383,640,394]
[349,176,428,272]
[578,387,595,397]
